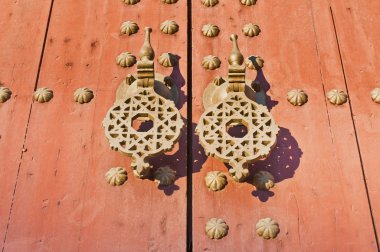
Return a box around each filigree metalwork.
[196,35,279,182]
[103,28,184,178]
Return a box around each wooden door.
[1,0,380,251]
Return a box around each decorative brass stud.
[116,52,137,68]
[154,166,176,186]
[205,218,229,239]
[160,20,179,35]
[120,21,139,36]
[0,86,12,103]
[105,167,128,186]
[202,0,219,7]
[371,88,380,104]
[253,171,275,190]
[327,89,348,105]
[240,0,257,6]
[202,55,221,70]
[205,171,227,191]
[162,0,178,3]
[287,89,308,106]
[121,0,140,5]
[34,87,53,103]
[202,24,220,37]
[245,55,264,70]
[74,87,94,104]
[242,23,261,37]
[256,218,280,239]
[158,53,179,68]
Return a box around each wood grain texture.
[192,0,377,251]
[2,0,187,251]
[329,0,380,242]
[0,0,52,244]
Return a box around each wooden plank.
[2,0,188,251]
[191,0,377,250]
[0,0,52,244]
[328,0,380,242]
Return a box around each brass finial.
[139,27,155,61]
[228,34,244,66]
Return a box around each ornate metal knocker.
[196,34,279,182]
[103,27,184,178]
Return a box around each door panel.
[2,0,187,251]
[191,0,377,250]
[0,0,52,243]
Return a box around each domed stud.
[162,0,178,3]
[74,87,94,104]
[242,23,261,37]
[160,20,179,35]
[202,55,221,70]
[205,171,227,191]
[245,55,264,70]
[202,0,219,7]
[121,0,140,5]
[116,52,137,68]
[370,88,380,104]
[34,87,53,103]
[205,218,229,240]
[0,86,12,103]
[240,0,257,6]
[253,171,275,191]
[158,53,179,68]
[120,21,139,36]
[287,89,308,106]
[213,76,225,86]
[256,218,280,239]
[105,167,128,186]
[154,166,176,186]
[202,24,220,37]
[326,89,348,105]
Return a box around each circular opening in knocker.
[226,119,248,138]
[132,113,154,132]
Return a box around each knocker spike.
[139,27,155,61]
[228,34,244,66]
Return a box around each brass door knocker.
[196,34,279,182]
[103,27,184,179]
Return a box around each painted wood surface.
[0,0,52,245]
[329,0,380,239]
[2,0,188,251]
[191,0,378,251]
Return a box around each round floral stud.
[105,167,128,186]
[256,218,280,239]
[205,218,229,239]
[0,86,12,103]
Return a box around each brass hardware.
[116,52,137,68]
[103,27,184,179]
[196,34,279,182]
[74,87,94,104]
[245,55,264,70]
[154,166,176,186]
[205,171,227,191]
[371,88,380,104]
[120,21,139,36]
[240,0,257,6]
[162,0,178,4]
[0,86,12,103]
[122,0,140,5]
[201,55,221,70]
[256,218,280,239]
[105,167,128,186]
[205,218,229,239]
[327,89,348,105]
[158,52,179,67]
[202,0,219,7]
[34,87,53,103]
[202,24,220,37]
[160,20,179,35]
[242,23,261,37]
[253,170,275,191]
[287,89,308,106]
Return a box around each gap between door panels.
[1,0,56,250]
